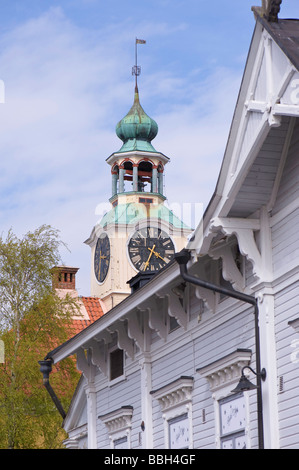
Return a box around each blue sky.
[0,0,298,295]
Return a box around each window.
[114,436,128,449]
[139,197,153,204]
[109,347,124,381]
[99,406,133,449]
[169,413,190,449]
[151,377,194,449]
[197,349,252,449]
[219,393,246,449]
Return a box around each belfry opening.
[111,159,164,196]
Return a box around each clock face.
[169,415,189,449]
[94,233,110,283]
[128,226,175,273]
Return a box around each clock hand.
[98,251,102,273]
[144,244,156,271]
[152,250,167,262]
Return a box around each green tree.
[0,225,80,449]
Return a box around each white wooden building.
[42,2,299,449]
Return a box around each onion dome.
[115,86,158,153]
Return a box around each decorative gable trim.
[209,217,262,282]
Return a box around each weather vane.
[132,38,146,88]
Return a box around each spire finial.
[132,38,146,89]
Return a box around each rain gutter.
[38,359,66,420]
[174,248,265,449]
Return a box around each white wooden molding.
[151,376,194,412]
[89,339,108,376]
[108,320,135,359]
[94,329,112,345]
[197,349,252,392]
[267,117,295,211]
[99,406,133,448]
[151,376,194,449]
[210,241,245,292]
[76,348,97,382]
[191,262,217,313]
[126,309,145,352]
[148,295,168,341]
[99,406,133,434]
[166,292,188,330]
[210,217,262,281]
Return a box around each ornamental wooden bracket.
[148,295,168,341]
[108,320,135,360]
[210,217,262,282]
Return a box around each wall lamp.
[174,249,266,449]
[231,366,267,393]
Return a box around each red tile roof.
[70,296,105,335]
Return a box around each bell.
[231,374,258,393]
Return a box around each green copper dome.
[115,86,158,153]
[99,202,190,230]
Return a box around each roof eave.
[45,260,181,364]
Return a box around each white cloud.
[153,66,241,209]
[0,7,243,294]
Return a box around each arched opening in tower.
[123,160,133,192]
[137,161,153,192]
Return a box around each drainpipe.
[174,249,265,449]
[38,359,66,420]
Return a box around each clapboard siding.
[272,118,299,215]
[271,122,299,278]
[96,369,141,449]
[151,342,194,389]
[229,117,290,217]
[275,278,299,448]
[150,302,256,449]
[194,307,255,366]
[272,207,299,274]
[192,378,215,449]
[96,387,110,449]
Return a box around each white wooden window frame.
[151,376,194,449]
[197,349,252,449]
[219,392,247,449]
[108,345,125,385]
[98,406,133,449]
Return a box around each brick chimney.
[51,266,79,290]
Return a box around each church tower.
[85,42,191,310]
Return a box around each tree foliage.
[0,225,80,449]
